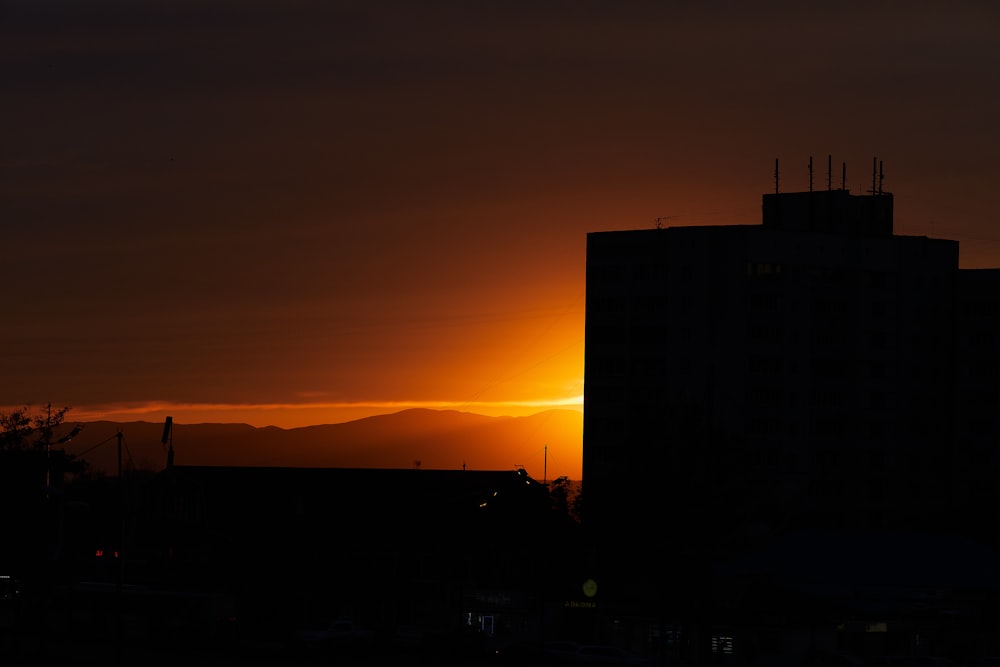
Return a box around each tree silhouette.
[0,406,35,450]
[549,475,582,524]
[0,403,71,451]
[0,404,86,484]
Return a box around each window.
[711,635,734,655]
[748,355,781,374]
[747,323,782,345]
[747,262,783,277]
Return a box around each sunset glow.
[54,395,584,430]
[5,1,999,473]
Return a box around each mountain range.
[63,408,583,481]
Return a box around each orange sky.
[4,2,1000,442]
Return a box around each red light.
[95,549,103,557]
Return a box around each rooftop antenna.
[842,162,847,190]
[774,158,779,194]
[878,160,885,194]
[161,416,173,469]
[808,156,813,192]
[827,155,832,191]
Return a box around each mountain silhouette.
[62,408,583,480]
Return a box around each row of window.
[595,257,955,293]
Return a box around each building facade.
[583,186,1000,564]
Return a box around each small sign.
[565,600,597,609]
[582,578,597,598]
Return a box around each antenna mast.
[161,416,173,469]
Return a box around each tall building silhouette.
[583,168,1000,572]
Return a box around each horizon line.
[6,397,584,429]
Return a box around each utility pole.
[116,429,124,667]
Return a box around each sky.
[4,0,1000,431]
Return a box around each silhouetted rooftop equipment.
[162,416,173,469]
[763,157,893,237]
[867,157,887,195]
[774,156,889,196]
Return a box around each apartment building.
[582,184,985,567]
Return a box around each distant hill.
[60,408,583,481]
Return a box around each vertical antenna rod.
[162,416,174,469]
[842,162,847,190]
